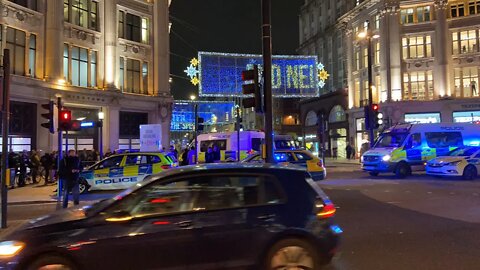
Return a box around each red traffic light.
[61,110,71,121]
[372,104,379,111]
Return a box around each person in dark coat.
[213,145,221,163]
[29,150,41,184]
[180,148,189,166]
[205,147,214,163]
[40,152,54,185]
[18,151,30,187]
[59,150,82,208]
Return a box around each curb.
[0,220,26,238]
[8,200,58,206]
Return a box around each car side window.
[294,152,313,161]
[285,152,296,162]
[138,155,148,165]
[105,174,284,218]
[148,155,162,164]
[125,155,139,166]
[94,156,123,169]
[406,133,422,149]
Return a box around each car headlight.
[444,160,462,166]
[0,241,25,257]
[382,155,391,162]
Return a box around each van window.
[406,133,422,149]
[251,138,262,151]
[200,140,227,152]
[425,132,463,148]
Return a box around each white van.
[361,123,480,178]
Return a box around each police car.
[79,152,177,193]
[426,146,480,180]
[242,149,326,180]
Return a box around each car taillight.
[317,160,323,167]
[315,199,336,219]
[161,165,171,170]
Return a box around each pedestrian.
[188,147,196,165]
[8,151,19,188]
[105,149,112,158]
[346,143,353,160]
[79,148,88,162]
[59,150,82,208]
[40,151,54,185]
[169,145,178,159]
[180,148,189,166]
[213,145,221,163]
[18,150,29,187]
[29,150,41,184]
[205,147,214,163]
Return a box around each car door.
[77,179,199,270]
[405,133,423,163]
[189,174,285,269]
[89,155,124,189]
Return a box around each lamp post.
[98,109,104,159]
[358,20,380,147]
[190,95,198,164]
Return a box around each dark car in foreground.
[0,163,341,270]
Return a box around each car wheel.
[27,255,76,270]
[78,178,90,194]
[266,238,323,270]
[369,172,379,176]
[395,162,410,179]
[462,165,477,180]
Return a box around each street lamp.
[98,109,104,159]
[357,20,379,147]
[190,94,198,164]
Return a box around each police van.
[78,152,176,193]
[196,131,299,163]
[361,123,480,178]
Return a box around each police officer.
[59,150,82,208]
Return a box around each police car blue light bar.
[81,121,94,128]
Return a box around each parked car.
[0,163,341,270]
[78,152,177,194]
[426,146,480,180]
[242,149,326,180]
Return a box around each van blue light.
[81,122,94,127]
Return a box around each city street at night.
[3,163,480,270]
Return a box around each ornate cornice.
[0,2,42,27]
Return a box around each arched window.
[329,105,346,123]
[305,111,318,126]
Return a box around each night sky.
[169,0,305,100]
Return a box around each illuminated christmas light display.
[171,101,235,132]
[184,52,329,98]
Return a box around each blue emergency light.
[80,121,95,128]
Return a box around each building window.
[28,34,36,78]
[329,105,346,123]
[126,13,141,43]
[6,27,26,76]
[119,57,124,90]
[90,51,97,87]
[355,49,360,70]
[451,3,465,17]
[71,46,88,87]
[405,113,441,123]
[354,79,360,107]
[374,40,380,65]
[469,0,480,15]
[63,44,69,80]
[305,111,318,126]
[142,62,148,94]
[400,8,414,24]
[402,35,432,59]
[118,11,124,38]
[126,58,141,93]
[363,47,368,68]
[452,30,478,54]
[417,6,431,22]
[453,111,480,122]
[141,18,149,44]
[64,0,98,31]
[403,71,434,101]
[11,0,37,11]
[454,67,479,98]
[363,81,369,105]
[374,14,380,30]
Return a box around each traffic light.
[40,101,55,134]
[372,104,383,129]
[70,120,81,131]
[59,110,72,131]
[241,65,262,113]
[197,117,204,131]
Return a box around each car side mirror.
[105,210,133,223]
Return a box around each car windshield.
[374,133,408,148]
[447,147,480,157]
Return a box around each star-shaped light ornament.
[184,64,199,79]
[190,58,199,67]
[317,63,324,70]
[319,69,330,81]
[191,77,200,86]
[318,80,326,88]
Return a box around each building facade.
[0,0,172,153]
[300,0,480,153]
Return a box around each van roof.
[385,123,480,133]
